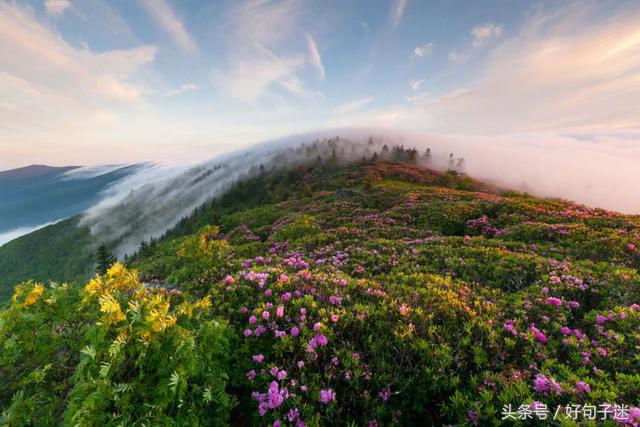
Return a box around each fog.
[78,128,640,256]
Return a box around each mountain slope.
[0,216,94,300]
[1,159,639,425]
[0,163,145,239]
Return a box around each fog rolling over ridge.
[79,129,640,256]
[81,132,377,256]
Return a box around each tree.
[424,148,432,164]
[447,153,455,171]
[96,244,116,275]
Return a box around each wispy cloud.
[332,97,374,114]
[212,50,306,103]
[0,2,157,163]
[305,32,325,80]
[390,0,407,29]
[45,0,71,16]
[413,42,433,58]
[409,78,425,91]
[352,3,640,136]
[212,1,321,103]
[471,23,503,47]
[163,83,199,97]
[140,0,198,55]
[448,22,503,62]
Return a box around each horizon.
[1,0,640,170]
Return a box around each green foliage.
[96,244,116,275]
[0,216,94,299]
[1,161,640,425]
[1,265,232,426]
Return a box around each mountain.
[0,163,146,245]
[0,156,638,425]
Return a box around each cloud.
[45,0,71,16]
[447,23,502,62]
[163,83,199,97]
[471,23,503,47]
[332,97,374,115]
[413,43,433,57]
[212,50,307,102]
[390,0,407,29]
[305,32,325,80]
[222,0,303,48]
[140,0,198,55]
[447,50,468,62]
[371,3,640,135]
[0,2,157,167]
[212,1,320,103]
[409,78,425,91]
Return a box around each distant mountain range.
[0,163,145,246]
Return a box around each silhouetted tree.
[447,153,455,171]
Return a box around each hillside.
[1,160,639,425]
[0,163,144,241]
[0,216,94,300]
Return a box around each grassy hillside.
[0,217,94,300]
[1,160,639,425]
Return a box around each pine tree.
[424,148,432,164]
[96,244,116,275]
[447,153,455,171]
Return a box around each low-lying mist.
[80,128,640,256]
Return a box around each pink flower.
[504,320,518,336]
[399,304,410,315]
[244,329,252,337]
[313,322,323,332]
[319,388,336,404]
[264,289,273,297]
[628,244,636,251]
[253,354,264,363]
[249,315,257,324]
[596,314,606,324]
[560,326,571,335]
[546,297,562,307]
[277,370,287,381]
[576,381,590,394]
[262,311,270,320]
[379,388,391,401]
[246,369,256,380]
[533,374,562,395]
[291,326,300,336]
[530,324,547,343]
[331,314,339,322]
[281,292,292,302]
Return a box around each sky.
[1,0,639,169]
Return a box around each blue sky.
[1,0,639,168]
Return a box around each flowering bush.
[1,162,639,425]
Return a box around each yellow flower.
[193,296,211,310]
[23,284,44,307]
[98,293,125,324]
